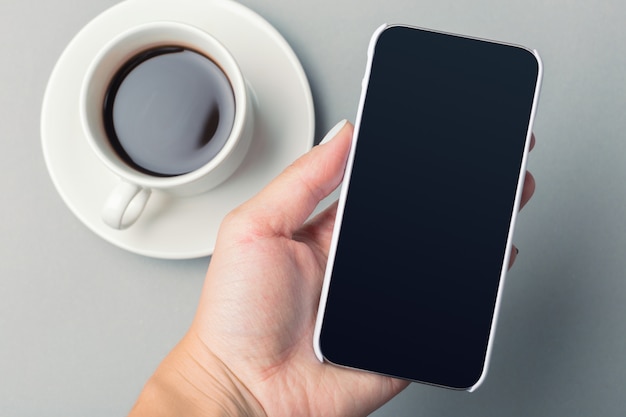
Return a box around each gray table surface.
[2,0,625,415]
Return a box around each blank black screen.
[319,26,539,389]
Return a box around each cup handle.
[102,181,152,230]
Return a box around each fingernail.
[515,248,519,255]
[319,119,348,145]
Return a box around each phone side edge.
[313,23,390,362]
[466,48,544,392]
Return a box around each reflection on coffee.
[103,46,235,176]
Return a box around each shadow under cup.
[81,22,253,229]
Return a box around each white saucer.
[41,0,315,259]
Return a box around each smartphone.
[314,24,542,391]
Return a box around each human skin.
[128,121,536,417]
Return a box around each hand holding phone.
[314,24,542,391]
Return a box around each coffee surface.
[104,47,236,176]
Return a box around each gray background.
[1,0,625,415]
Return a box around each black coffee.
[103,46,235,176]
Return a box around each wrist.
[128,333,266,417]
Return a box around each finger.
[508,245,518,269]
[509,133,535,269]
[519,171,535,210]
[236,120,353,237]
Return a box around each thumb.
[235,120,353,237]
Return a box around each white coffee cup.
[80,21,253,230]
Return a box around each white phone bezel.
[313,23,543,392]
[313,23,387,365]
